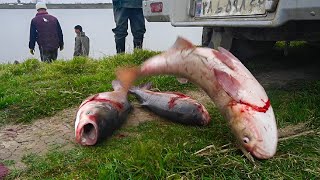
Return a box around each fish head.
[75,113,99,146]
[229,102,278,159]
[75,103,111,146]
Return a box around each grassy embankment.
[1,46,319,179]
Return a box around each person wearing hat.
[29,2,64,63]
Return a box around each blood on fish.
[80,97,124,110]
[239,99,270,113]
[168,93,190,109]
[229,99,270,113]
[169,92,190,98]
[87,115,97,121]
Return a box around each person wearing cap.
[112,0,146,54]
[29,2,64,63]
[73,25,90,57]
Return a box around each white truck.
[142,0,320,59]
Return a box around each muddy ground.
[1,46,319,170]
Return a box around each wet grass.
[1,46,320,179]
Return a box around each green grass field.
[1,47,319,179]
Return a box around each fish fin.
[176,77,189,84]
[218,47,241,63]
[139,82,152,90]
[112,80,123,91]
[129,82,152,93]
[214,69,242,102]
[140,102,148,106]
[216,47,254,76]
[171,36,195,50]
[212,49,236,70]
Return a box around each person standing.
[112,0,146,54]
[29,2,64,63]
[201,27,213,47]
[74,25,90,57]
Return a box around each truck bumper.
[172,0,320,27]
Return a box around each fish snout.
[230,104,278,159]
[75,121,99,146]
[251,129,278,159]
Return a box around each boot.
[133,41,143,49]
[115,39,125,54]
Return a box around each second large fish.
[129,83,211,126]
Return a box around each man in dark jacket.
[29,2,64,63]
[112,0,146,54]
[74,25,90,57]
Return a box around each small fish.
[75,80,132,146]
[129,83,211,126]
[138,37,278,159]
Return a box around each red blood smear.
[168,93,189,109]
[239,99,271,113]
[80,95,123,110]
[87,115,97,121]
[0,163,9,179]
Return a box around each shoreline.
[0,3,113,9]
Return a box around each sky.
[0,0,111,3]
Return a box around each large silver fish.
[138,37,278,159]
[75,80,132,146]
[129,83,211,126]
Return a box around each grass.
[0,50,194,125]
[8,81,318,180]
[1,47,320,179]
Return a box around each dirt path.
[1,52,319,170]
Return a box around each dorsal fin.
[171,36,195,50]
[212,49,236,70]
[218,47,240,62]
[138,82,152,90]
[214,68,241,102]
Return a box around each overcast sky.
[0,0,111,3]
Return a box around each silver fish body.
[74,80,132,146]
[130,84,211,126]
[139,37,278,159]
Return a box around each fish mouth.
[76,122,99,146]
[248,144,276,159]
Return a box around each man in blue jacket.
[112,0,146,54]
[29,2,64,63]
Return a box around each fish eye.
[243,137,250,144]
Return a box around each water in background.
[0,9,202,63]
